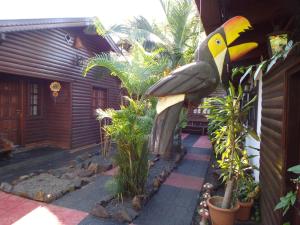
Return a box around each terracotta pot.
[236,199,254,221]
[207,196,240,225]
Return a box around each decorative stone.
[73,178,83,189]
[69,160,77,168]
[113,209,132,223]
[0,182,13,193]
[76,162,85,169]
[75,156,84,163]
[16,192,29,198]
[87,163,100,174]
[77,169,94,178]
[132,196,142,210]
[19,175,30,181]
[148,160,155,169]
[61,172,74,180]
[34,191,46,202]
[83,160,92,169]
[153,177,160,190]
[81,153,90,161]
[90,204,110,218]
[175,153,181,164]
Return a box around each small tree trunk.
[221,179,235,209]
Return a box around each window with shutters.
[92,87,108,115]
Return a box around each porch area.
[0,74,71,151]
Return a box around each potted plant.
[202,83,258,225]
[274,164,300,225]
[236,177,259,221]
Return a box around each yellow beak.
[228,43,258,61]
[223,16,258,61]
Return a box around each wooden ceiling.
[195,0,300,66]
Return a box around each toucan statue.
[146,16,258,156]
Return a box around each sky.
[0,0,166,27]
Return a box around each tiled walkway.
[133,134,212,225]
[0,134,211,225]
[0,191,88,225]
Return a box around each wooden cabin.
[0,18,122,150]
[195,0,300,224]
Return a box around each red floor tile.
[184,153,211,161]
[181,133,189,140]
[0,191,10,200]
[0,193,88,225]
[0,194,27,211]
[192,136,212,148]
[164,172,204,191]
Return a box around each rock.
[73,178,83,189]
[81,153,90,161]
[75,156,84,163]
[11,179,19,185]
[45,193,56,202]
[153,177,160,190]
[0,182,13,193]
[132,196,142,210]
[67,185,76,192]
[148,160,155,169]
[113,209,132,223]
[90,204,110,218]
[15,192,29,198]
[83,159,92,169]
[19,175,30,181]
[34,191,46,202]
[69,160,77,168]
[29,172,36,177]
[61,172,74,180]
[76,162,85,169]
[175,153,181,164]
[50,168,68,178]
[77,169,93,178]
[159,170,168,182]
[87,163,100,174]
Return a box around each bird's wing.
[146,61,216,97]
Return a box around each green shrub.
[104,97,154,197]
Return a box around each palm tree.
[99,0,202,70]
[83,43,167,100]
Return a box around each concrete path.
[132,134,212,225]
[0,134,212,225]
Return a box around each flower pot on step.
[207,196,240,225]
[236,199,254,221]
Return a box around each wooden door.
[286,70,300,224]
[0,79,21,144]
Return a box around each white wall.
[245,76,262,181]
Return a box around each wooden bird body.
[146,16,258,156]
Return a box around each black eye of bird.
[216,39,221,45]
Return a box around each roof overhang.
[0,17,120,53]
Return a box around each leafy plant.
[274,191,297,216]
[83,43,167,100]
[274,164,300,217]
[103,98,154,196]
[232,41,294,82]
[98,0,202,70]
[202,82,258,209]
[236,177,259,203]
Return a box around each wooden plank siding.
[260,55,300,225]
[0,27,121,149]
